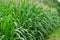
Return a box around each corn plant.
[0,0,60,40]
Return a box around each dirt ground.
[48,35,60,40]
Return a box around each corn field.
[0,0,60,40]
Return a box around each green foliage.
[39,0,60,15]
[0,0,60,40]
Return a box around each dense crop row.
[0,0,60,40]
